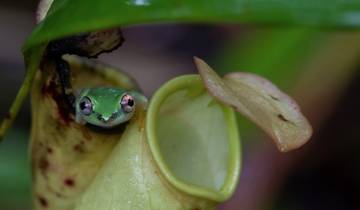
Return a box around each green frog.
[75,87,147,128]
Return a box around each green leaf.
[25,0,360,51]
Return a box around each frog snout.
[97,115,113,123]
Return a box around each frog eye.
[79,97,93,115]
[120,94,135,113]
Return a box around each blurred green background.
[0,0,360,210]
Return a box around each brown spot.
[80,127,92,141]
[64,178,75,187]
[41,79,73,125]
[38,195,48,208]
[39,157,49,173]
[46,147,53,154]
[55,192,63,198]
[277,114,289,122]
[73,143,84,153]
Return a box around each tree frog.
[75,87,147,128]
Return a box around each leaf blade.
[195,57,312,152]
[24,0,360,51]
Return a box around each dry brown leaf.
[194,57,312,152]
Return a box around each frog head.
[75,87,136,128]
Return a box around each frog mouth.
[97,113,116,123]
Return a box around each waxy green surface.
[25,0,360,52]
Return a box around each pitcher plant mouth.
[146,75,241,202]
